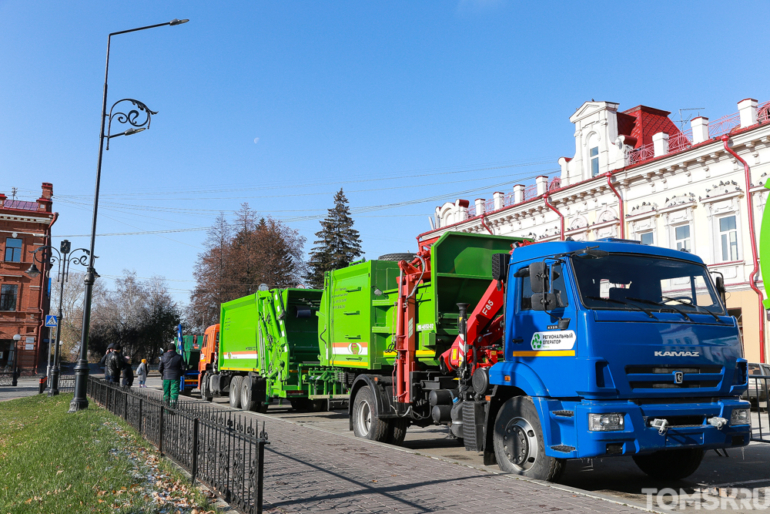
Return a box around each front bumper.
[537,397,752,459]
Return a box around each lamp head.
[124,127,146,137]
[169,18,189,26]
[26,263,41,278]
[13,334,21,341]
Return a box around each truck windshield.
[571,253,725,316]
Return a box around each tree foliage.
[51,271,180,364]
[306,189,363,289]
[187,204,307,330]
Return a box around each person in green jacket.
[158,343,185,407]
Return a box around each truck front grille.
[626,364,723,391]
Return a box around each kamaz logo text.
[654,351,700,357]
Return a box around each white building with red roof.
[424,98,769,364]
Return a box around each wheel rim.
[502,417,539,471]
[357,399,372,435]
[241,384,248,407]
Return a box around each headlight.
[588,413,625,431]
[730,408,751,426]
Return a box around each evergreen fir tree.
[307,189,363,288]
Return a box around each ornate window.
[674,224,691,252]
[718,215,738,262]
[4,238,21,263]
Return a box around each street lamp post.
[27,240,89,396]
[69,18,189,413]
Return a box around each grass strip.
[0,393,217,513]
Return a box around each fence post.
[159,406,164,456]
[124,390,128,420]
[191,417,199,484]
[138,398,143,435]
[256,436,265,514]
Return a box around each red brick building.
[0,183,56,374]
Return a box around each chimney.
[0,193,5,209]
[513,184,525,204]
[536,176,548,196]
[456,199,470,221]
[738,98,758,128]
[653,132,669,157]
[691,117,709,144]
[493,192,505,211]
[474,198,485,216]
[37,182,53,213]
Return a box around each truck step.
[552,410,574,417]
[550,445,576,453]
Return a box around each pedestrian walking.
[121,356,134,388]
[158,343,185,407]
[105,345,125,384]
[100,343,115,379]
[136,359,148,388]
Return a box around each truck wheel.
[229,376,243,409]
[493,396,565,481]
[201,374,213,402]
[388,419,408,445]
[632,449,704,480]
[352,386,389,442]
[241,376,257,411]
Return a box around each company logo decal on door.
[530,330,576,351]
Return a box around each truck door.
[510,260,578,394]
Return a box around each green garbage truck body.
[203,287,343,410]
[201,232,522,421]
[318,232,519,372]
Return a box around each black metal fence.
[87,377,268,514]
[750,375,770,443]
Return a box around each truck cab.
[486,239,751,481]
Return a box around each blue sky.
[2,1,769,303]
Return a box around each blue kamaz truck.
[347,236,751,483]
[477,239,751,481]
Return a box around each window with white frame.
[590,146,599,176]
[674,224,691,252]
[719,215,738,262]
[639,231,654,246]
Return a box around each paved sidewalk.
[133,386,646,513]
[257,417,643,513]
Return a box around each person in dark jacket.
[100,343,115,378]
[121,356,134,388]
[105,345,125,383]
[158,343,185,406]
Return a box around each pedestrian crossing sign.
[45,315,58,327]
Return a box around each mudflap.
[210,374,231,396]
[250,374,267,405]
[462,401,485,452]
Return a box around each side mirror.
[715,275,726,305]
[529,262,547,294]
[491,253,510,282]
[531,293,557,311]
